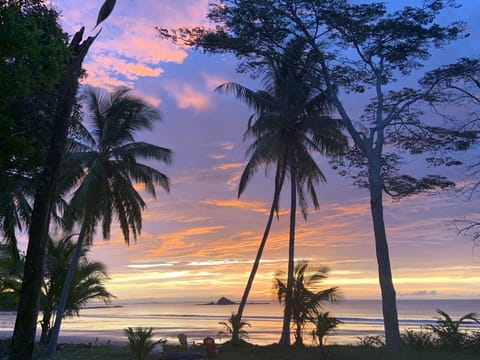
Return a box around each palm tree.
[274,261,340,347]
[45,87,172,356]
[216,39,347,346]
[427,309,480,350]
[219,313,251,343]
[311,311,342,352]
[39,235,114,344]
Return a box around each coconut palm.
[45,87,172,356]
[216,39,347,346]
[274,261,340,347]
[39,235,114,344]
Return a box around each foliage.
[274,261,340,347]
[426,309,479,350]
[219,313,251,342]
[401,330,435,351]
[218,38,347,346]
[34,342,480,360]
[311,311,342,349]
[46,86,173,356]
[62,86,173,242]
[0,0,69,262]
[124,327,165,360]
[0,0,69,174]
[10,2,107,358]
[39,236,115,344]
[0,245,24,309]
[357,335,385,348]
[159,1,479,352]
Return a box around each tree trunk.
[279,161,296,346]
[234,175,281,345]
[45,225,87,357]
[10,28,96,360]
[368,160,402,352]
[39,310,51,345]
[294,323,303,347]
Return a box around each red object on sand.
[203,337,221,357]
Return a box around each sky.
[28,0,480,302]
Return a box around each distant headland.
[198,297,270,305]
[201,297,237,305]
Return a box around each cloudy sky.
[35,0,480,302]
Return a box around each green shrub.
[123,327,165,360]
[357,335,385,348]
[401,329,435,350]
[311,311,342,349]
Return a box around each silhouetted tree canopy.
[159,0,479,351]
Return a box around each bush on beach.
[124,327,166,360]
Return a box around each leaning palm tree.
[216,38,347,346]
[274,261,340,347]
[45,87,172,356]
[40,235,114,344]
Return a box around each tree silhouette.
[46,87,172,356]
[217,38,346,345]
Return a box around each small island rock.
[216,297,236,305]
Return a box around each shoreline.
[2,299,480,347]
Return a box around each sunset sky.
[27,0,480,302]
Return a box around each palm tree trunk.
[368,160,401,352]
[10,28,96,360]
[39,310,52,345]
[279,161,297,346]
[45,224,88,357]
[234,175,282,344]
[234,202,275,343]
[295,323,303,347]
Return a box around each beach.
[2,299,479,346]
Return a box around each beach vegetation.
[311,311,342,351]
[36,342,480,360]
[45,87,172,356]
[0,0,70,263]
[274,261,340,347]
[39,236,114,345]
[216,38,347,346]
[159,0,479,352]
[124,327,166,360]
[0,245,24,310]
[401,330,435,351]
[426,309,479,350]
[219,313,251,343]
[9,2,114,358]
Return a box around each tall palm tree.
[274,261,340,347]
[46,87,172,356]
[216,39,347,346]
[39,235,114,344]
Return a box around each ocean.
[1,299,479,346]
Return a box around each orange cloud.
[163,80,212,110]
[200,198,270,215]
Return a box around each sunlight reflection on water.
[1,299,479,346]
